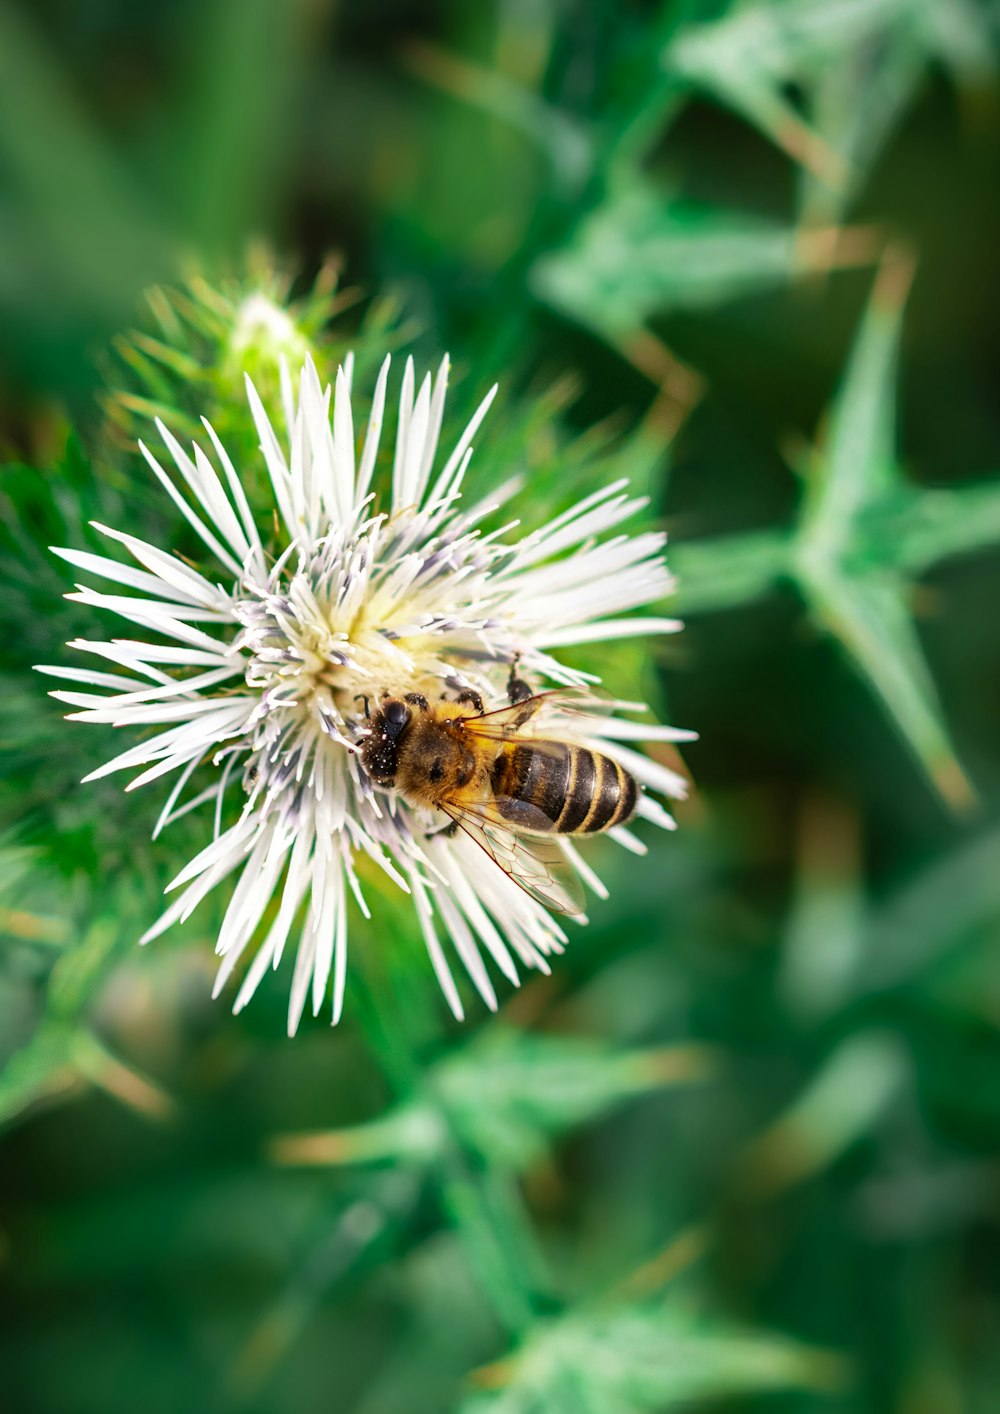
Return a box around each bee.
[358,671,638,914]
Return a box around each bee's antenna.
[354,694,371,720]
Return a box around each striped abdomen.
[490,741,637,834]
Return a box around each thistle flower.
[42,356,692,1034]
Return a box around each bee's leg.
[404,692,429,711]
[506,656,533,704]
[456,688,484,714]
[427,817,460,838]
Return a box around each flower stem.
[353,945,549,1336]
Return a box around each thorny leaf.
[270,1029,713,1172]
[531,178,874,339]
[461,1302,842,1413]
[675,252,983,803]
[666,0,994,188]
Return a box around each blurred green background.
[3,1,1000,1410]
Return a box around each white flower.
[41,355,693,1034]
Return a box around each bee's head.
[380,697,412,740]
[359,696,412,784]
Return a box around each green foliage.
[459,1303,840,1414]
[533,180,873,338]
[271,1028,713,1172]
[673,250,998,802]
[668,0,994,207]
[2,2,1000,1413]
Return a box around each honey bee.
[358,672,638,914]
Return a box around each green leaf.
[797,25,926,225]
[671,529,791,614]
[532,180,865,338]
[850,827,1000,996]
[798,565,971,805]
[779,793,865,1020]
[667,0,996,223]
[878,481,1000,575]
[0,860,165,1130]
[737,1031,909,1198]
[671,252,982,804]
[435,1031,714,1170]
[792,254,972,802]
[460,1302,842,1413]
[270,1029,712,1172]
[403,41,592,192]
[799,255,912,549]
[0,1019,78,1129]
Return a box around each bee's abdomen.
[492,743,637,834]
[566,747,637,833]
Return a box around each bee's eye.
[382,700,411,739]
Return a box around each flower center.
[236,586,359,724]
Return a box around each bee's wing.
[460,692,555,738]
[463,689,592,741]
[438,797,585,917]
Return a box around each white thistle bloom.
[42,355,693,1034]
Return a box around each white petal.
[636,794,677,831]
[331,363,356,520]
[421,354,450,486]
[410,868,464,1021]
[434,886,499,1012]
[90,520,226,606]
[52,545,192,600]
[588,716,698,744]
[391,356,416,511]
[244,373,297,535]
[356,354,390,505]
[558,837,609,900]
[537,616,683,648]
[596,739,689,799]
[425,382,497,510]
[200,417,266,576]
[139,440,245,579]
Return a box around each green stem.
[353,945,548,1336]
